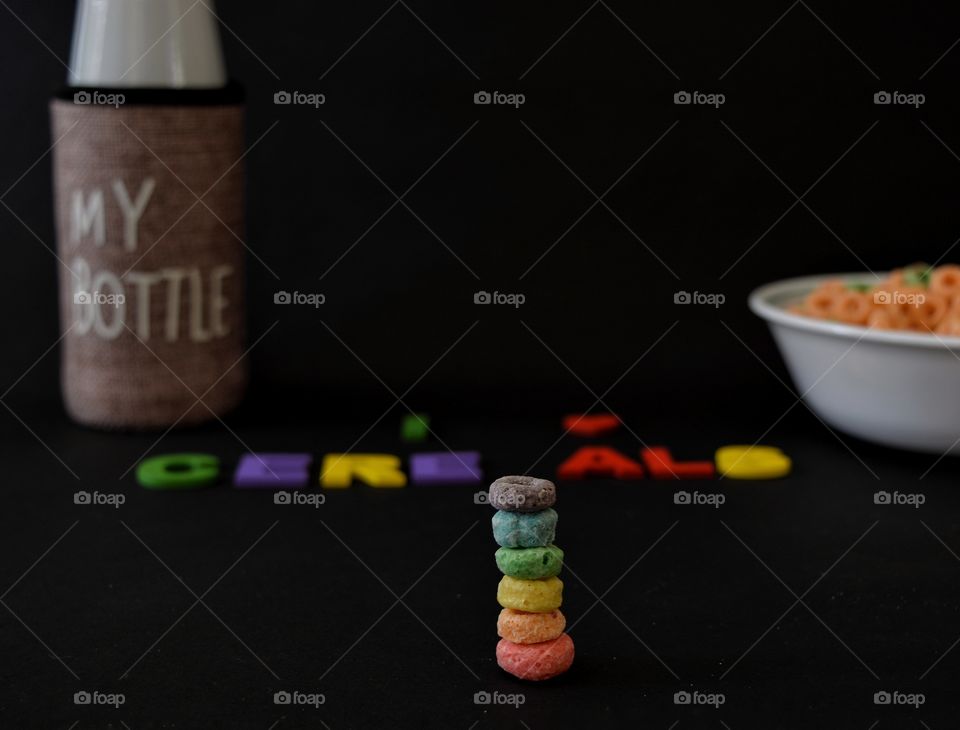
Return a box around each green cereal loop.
[137,453,220,490]
[495,544,564,579]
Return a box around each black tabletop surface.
[3,392,960,729]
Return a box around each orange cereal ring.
[886,287,922,318]
[805,290,838,319]
[831,291,871,324]
[497,609,566,644]
[936,317,960,336]
[866,308,908,330]
[909,291,948,329]
[931,265,960,298]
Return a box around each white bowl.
[749,273,960,455]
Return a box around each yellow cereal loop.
[497,575,563,613]
[716,445,791,480]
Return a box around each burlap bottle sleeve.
[50,93,247,429]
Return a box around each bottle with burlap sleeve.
[50,0,247,429]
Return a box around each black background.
[3,1,960,727]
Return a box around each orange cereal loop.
[931,265,960,298]
[818,279,846,292]
[805,290,838,319]
[887,286,922,317]
[935,317,960,336]
[867,308,908,330]
[497,609,566,645]
[909,291,948,329]
[831,291,871,324]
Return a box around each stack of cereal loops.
[489,476,574,681]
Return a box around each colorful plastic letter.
[137,453,219,490]
[233,453,311,489]
[715,445,792,480]
[641,446,715,479]
[320,454,407,488]
[409,451,482,485]
[401,413,431,443]
[556,446,644,480]
[562,413,621,437]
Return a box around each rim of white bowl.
[748,273,960,350]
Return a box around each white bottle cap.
[68,0,227,88]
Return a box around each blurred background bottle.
[51,0,247,429]
[69,0,226,88]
